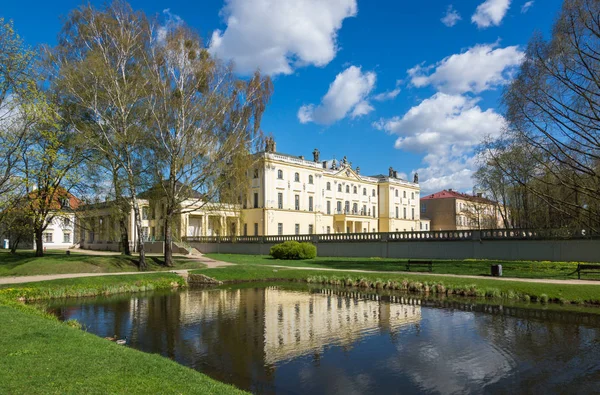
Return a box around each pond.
[44,284,600,394]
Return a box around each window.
[337,201,342,213]
[295,195,300,210]
[278,193,283,209]
[353,186,357,194]
[43,233,53,243]
[326,182,331,190]
[295,224,300,235]
[294,172,300,182]
[420,222,423,230]
[327,201,331,215]
[277,170,283,179]
[141,227,149,241]
[404,207,407,219]
[345,201,350,213]
[338,184,342,192]
[254,223,259,236]
[363,188,366,196]
[309,196,313,211]
[421,203,427,213]
[346,185,350,193]
[411,192,414,199]
[373,206,376,218]
[308,224,314,234]
[253,168,259,178]
[63,233,71,243]
[243,223,248,236]
[63,217,71,227]
[308,175,314,184]
[425,223,429,230]
[395,207,399,219]
[395,189,398,197]
[142,207,149,220]
[353,203,358,214]
[253,193,259,208]
[403,191,407,198]
[151,226,156,239]
[326,226,331,234]
[372,189,376,197]
[278,223,283,235]
[151,206,156,220]
[412,208,415,219]
[363,205,367,215]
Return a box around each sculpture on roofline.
[313,148,320,162]
[389,166,394,177]
[414,172,419,184]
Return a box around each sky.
[2,0,564,194]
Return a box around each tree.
[501,0,600,231]
[145,23,272,266]
[51,1,152,268]
[0,18,36,220]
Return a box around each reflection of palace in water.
[169,287,421,364]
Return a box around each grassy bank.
[204,254,597,280]
[0,274,245,394]
[193,265,600,305]
[0,249,206,277]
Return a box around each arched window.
[294,172,300,182]
[363,188,366,196]
[277,170,283,179]
[326,182,331,191]
[353,186,357,194]
[411,192,414,199]
[338,184,342,192]
[372,189,376,197]
[403,190,406,198]
[308,175,314,184]
[395,189,398,197]
[346,185,350,193]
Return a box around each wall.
[189,238,600,263]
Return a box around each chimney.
[393,171,398,178]
[476,192,483,198]
[448,188,453,192]
[322,161,327,169]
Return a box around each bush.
[270,241,317,260]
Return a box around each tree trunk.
[164,212,173,267]
[35,228,44,257]
[119,217,131,256]
[132,201,147,270]
[10,237,20,254]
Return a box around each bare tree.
[502,0,600,231]
[50,2,152,268]
[145,23,272,266]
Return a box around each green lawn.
[192,265,600,305]
[0,249,206,277]
[205,253,597,280]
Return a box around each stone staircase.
[172,241,202,256]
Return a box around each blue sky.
[2,0,563,194]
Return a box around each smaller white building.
[36,213,78,250]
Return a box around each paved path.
[1,255,598,286]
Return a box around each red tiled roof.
[420,189,496,204]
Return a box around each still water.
[45,285,600,394]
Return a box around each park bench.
[576,264,600,279]
[406,260,433,272]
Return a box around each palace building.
[240,138,429,236]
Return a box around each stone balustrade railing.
[182,228,596,244]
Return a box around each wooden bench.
[406,260,433,272]
[576,264,600,279]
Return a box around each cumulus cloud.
[373,93,505,194]
[209,0,357,75]
[521,1,534,13]
[441,5,462,27]
[372,81,401,102]
[472,0,511,28]
[298,66,376,125]
[408,43,524,94]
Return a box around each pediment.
[333,167,362,181]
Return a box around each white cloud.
[209,0,357,75]
[408,43,524,94]
[521,1,534,13]
[298,65,376,125]
[157,9,183,44]
[374,93,506,194]
[472,0,511,28]
[372,81,401,102]
[441,5,462,27]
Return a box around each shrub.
[269,241,317,260]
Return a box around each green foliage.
[269,241,317,260]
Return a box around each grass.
[0,249,206,277]
[0,274,246,394]
[191,265,600,305]
[204,253,598,280]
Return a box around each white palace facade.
[241,138,429,236]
